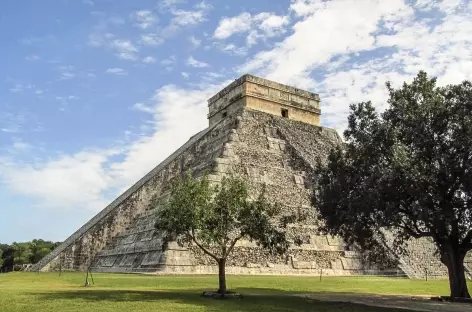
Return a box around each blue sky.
[1,0,471,243]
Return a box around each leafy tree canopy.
[312,71,472,298]
[0,239,60,272]
[155,172,294,294]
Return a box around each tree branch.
[398,223,432,239]
[460,230,472,249]
[224,234,243,259]
[412,219,430,236]
[189,230,219,262]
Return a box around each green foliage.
[0,239,61,271]
[155,172,292,293]
[312,71,472,298]
[0,245,5,268]
[156,172,292,259]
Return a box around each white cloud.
[25,55,40,61]
[132,10,158,29]
[239,0,411,88]
[161,8,207,37]
[188,35,201,48]
[142,56,156,63]
[172,9,206,26]
[12,141,32,151]
[59,72,75,80]
[214,12,252,39]
[219,43,247,56]
[256,13,290,36]
[56,95,79,101]
[88,32,114,47]
[160,55,176,66]
[0,110,32,133]
[112,39,139,60]
[186,56,209,68]
[106,68,127,75]
[58,65,74,71]
[6,138,33,154]
[181,72,190,79]
[19,35,54,46]
[132,102,154,113]
[201,72,224,82]
[213,12,289,45]
[1,150,118,212]
[195,1,212,10]
[55,65,76,81]
[87,15,139,61]
[87,13,124,47]
[290,0,323,16]
[9,84,32,93]
[140,33,164,46]
[159,0,186,10]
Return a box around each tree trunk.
[218,258,227,294]
[442,247,470,299]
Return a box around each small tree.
[0,246,15,272]
[0,245,5,270]
[155,172,292,294]
[312,71,472,298]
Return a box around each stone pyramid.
[31,74,447,277]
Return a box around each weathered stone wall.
[208,75,321,126]
[382,230,448,278]
[46,192,146,271]
[246,96,320,127]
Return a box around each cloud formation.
[111,39,139,60]
[214,12,289,46]
[0,82,225,212]
[238,0,472,131]
[106,68,127,75]
[186,56,209,68]
[132,10,158,29]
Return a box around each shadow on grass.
[36,289,416,312]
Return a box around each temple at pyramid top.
[208,74,321,126]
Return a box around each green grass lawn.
[0,272,462,312]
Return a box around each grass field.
[0,272,463,312]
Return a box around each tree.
[0,240,61,272]
[155,172,292,295]
[12,242,33,265]
[1,246,15,272]
[29,239,59,263]
[0,244,7,269]
[312,71,472,298]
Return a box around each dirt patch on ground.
[301,292,472,312]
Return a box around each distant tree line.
[0,239,61,272]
